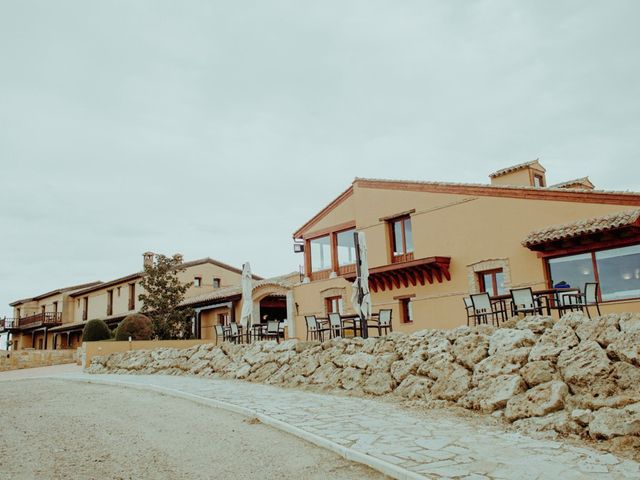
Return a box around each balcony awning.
[344,256,451,293]
[523,209,640,253]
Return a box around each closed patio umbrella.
[239,262,254,336]
[350,231,372,338]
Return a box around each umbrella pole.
[354,232,368,339]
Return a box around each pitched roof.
[293,177,640,239]
[10,281,103,306]
[551,177,595,190]
[180,272,299,308]
[69,257,261,297]
[522,208,640,248]
[489,159,545,178]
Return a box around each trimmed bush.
[115,313,154,341]
[82,319,112,342]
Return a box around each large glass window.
[310,235,332,271]
[336,229,356,266]
[548,253,595,291]
[547,244,640,301]
[390,216,414,256]
[595,245,640,300]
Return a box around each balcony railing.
[0,318,17,332]
[14,312,63,329]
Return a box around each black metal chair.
[214,324,227,345]
[305,315,330,342]
[563,282,601,319]
[260,320,281,343]
[509,287,548,317]
[463,297,474,326]
[470,293,506,326]
[228,322,243,344]
[328,312,356,338]
[367,309,393,337]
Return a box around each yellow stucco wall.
[292,182,640,335]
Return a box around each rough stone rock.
[557,340,612,393]
[451,333,489,369]
[417,352,454,380]
[570,408,594,426]
[348,352,375,369]
[292,355,320,377]
[571,393,638,411]
[611,361,640,393]
[425,335,451,356]
[589,403,640,439]
[234,363,251,379]
[249,362,279,382]
[618,313,640,333]
[340,367,364,391]
[575,318,622,348]
[390,356,424,383]
[519,360,555,387]
[488,329,536,356]
[513,411,581,435]
[606,332,640,366]
[265,364,290,384]
[368,353,399,373]
[528,324,579,362]
[505,381,568,421]
[309,362,342,387]
[516,315,554,334]
[472,348,529,385]
[460,374,526,413]
[363,372,395,396]
[395,375,434,400]
[431,363,472,402]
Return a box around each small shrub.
[115,313,154,341]
[82,319,112,342]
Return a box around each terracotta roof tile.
[550,177,594,190]
[10,281,103,306]
[180,273,299,308]
[489,159,544,178]
[522,209,640,247]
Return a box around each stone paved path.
[56,372,639,480]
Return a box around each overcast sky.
[1,1,640,321]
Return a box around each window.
[194,277,202,287]
[325,296,344,314]
[477,269,507,296]
[595,245,640,301]
[218,313,229,325]
[117,286,121,297]
[82,297,89,321]
[107,290,114,316]
[53,302,58,315]
[548,253,595,293]
[310,235,332,271]
[128,283,136,311]
[533,174,545,187]
[400,298,414,323]
[389,216,414,261]
[16,308,20,318]
[41,305,46,315]
[547,244,640,301]
[213,278,221,288]
[336,229,356,266]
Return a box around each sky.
[1,1,640,325]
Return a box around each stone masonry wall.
[0,349,77,371]
[88,312,640,446]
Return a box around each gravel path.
[0,378,384,480]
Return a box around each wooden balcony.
[14,312,63,329]
[0,318,17,332]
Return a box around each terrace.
[1,312,63,331]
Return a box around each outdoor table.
[490,288,580,317]
[340,313,378,337]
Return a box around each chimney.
[143,251,155,268]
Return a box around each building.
[290,160,640,334]
[2,253,255,350]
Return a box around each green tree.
[138,253,194,339]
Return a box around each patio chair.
[261,320,281,343]
[470,293,505,326]
[305,315,330,342]
[328,313,356,338]
[463,297,474,326]
[509,287,548,317]
[228,322,243,344]
[562,282,601,319]
[367,309,393,337]
[214,324,227,345]
[552,290,582,317]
